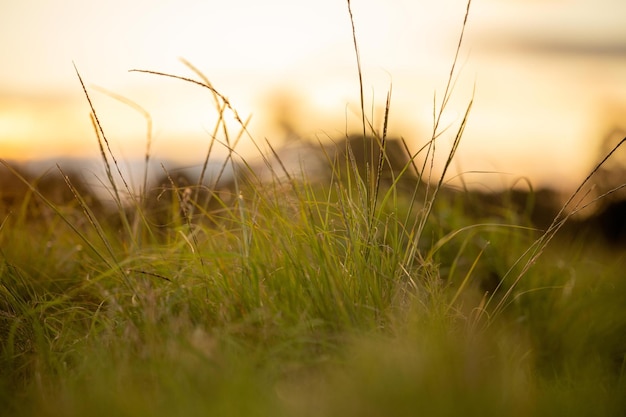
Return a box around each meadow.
[2,2,626,415]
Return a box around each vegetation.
[2,2,626,415]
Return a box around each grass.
[2,1,626,415]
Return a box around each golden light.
[0,0,624,189]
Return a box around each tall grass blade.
[488,136,626,320]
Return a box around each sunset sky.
[1,0,625,189]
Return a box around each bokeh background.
[1,0,625,190]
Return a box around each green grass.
[2,184,625,417]
[2,1,626,415]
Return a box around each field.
[2,3,626,416]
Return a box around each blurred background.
[1,0,625,190]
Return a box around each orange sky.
[1,0,626,189]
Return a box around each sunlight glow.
[0,0,625,188]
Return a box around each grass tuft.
[1,2,625,415]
